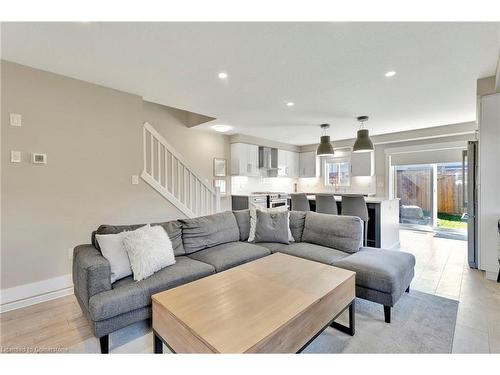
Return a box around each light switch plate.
[10,113,22,127]
[131,175,139,185]
[11,151,21,163]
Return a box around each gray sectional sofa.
[73,210,415,353]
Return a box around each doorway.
[393,162,467,240]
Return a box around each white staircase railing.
[141,122,220,218]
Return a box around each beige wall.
[1,61,230,289]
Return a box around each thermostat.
[32,153,47,164]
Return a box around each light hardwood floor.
[1,229,499,353]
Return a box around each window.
[324,159,350,186]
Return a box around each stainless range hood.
[258,146,278,177]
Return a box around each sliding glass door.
[393,162,467,237]
[394,164,434,229]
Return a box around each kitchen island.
[298,195,400,249]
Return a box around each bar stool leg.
[364,221,368,247]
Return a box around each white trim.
[143,122,215,194]
[141,170,194,218]
[0,274,73,313]
[383,140,468,155]
[485,271,498,281]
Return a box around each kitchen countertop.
[306,195,398,204]
[232,193,397,204]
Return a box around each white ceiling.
[2,22,499,145]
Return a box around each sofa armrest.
[72,244,112,310]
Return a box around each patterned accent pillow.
[248,205,294,243]
[254,210,290,244]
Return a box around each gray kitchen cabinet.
[299,151,317,177]
[351,151,374,176]
[230,143,260,176]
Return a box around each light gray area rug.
[70,290,458,354]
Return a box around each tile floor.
[400,229,500,353]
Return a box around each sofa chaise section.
[332,248,415,322]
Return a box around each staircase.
[141,122,220,218]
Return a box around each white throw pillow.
[248,205,294,243]
[96,231,135,283]
[123,225,176,281]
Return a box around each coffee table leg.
[330,299,355,336]
[154,333,163,354]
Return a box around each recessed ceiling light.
[385,71,396,77]
[286,102,295,107]
[211,124,232,133]
[218,72,228,79]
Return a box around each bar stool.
[315,194,338,215]
[290,193,311,212]
[341,195,369,247]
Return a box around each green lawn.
[437,213,467,230]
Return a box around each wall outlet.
[131,175,139,185]
[68,248,74,260]
[11,151,21,163]
[10,113,22,127]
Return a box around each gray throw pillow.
[254,210,290,244]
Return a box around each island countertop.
[305,195,399,204]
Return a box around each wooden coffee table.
[152,252,355,353]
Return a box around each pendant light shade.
[316,124,335,157]
[352,116,374,153]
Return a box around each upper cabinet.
[299,151,317,177]
[230,143,260,176]
[351,151,374,176]
[277,149,299,178]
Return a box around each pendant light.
[352,116,374,153]
[316,124,335,157]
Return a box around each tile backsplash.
[231,175,377,195]
[231,176,297,194]
[297,176,377,195]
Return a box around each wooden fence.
[396,168,463,215]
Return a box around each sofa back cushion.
[302,212,362,253]
[179,211,240,254]
[92,220,185,256]
[233,209,251,241]
[289,211,306,242]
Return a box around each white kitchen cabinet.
[230,143,260,176]
[288,151,299,178]
[351,151,374,176]
[299,151,317,177]
[277,149,288,177]
[277,150,299,177]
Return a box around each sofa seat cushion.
[332,248,416,295]
[88,256,215,321]
[187,242,271,272]
[277,242,349,265]
[256,242,289,253]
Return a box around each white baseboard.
[0,274,74,313]
[485,271,499,281]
